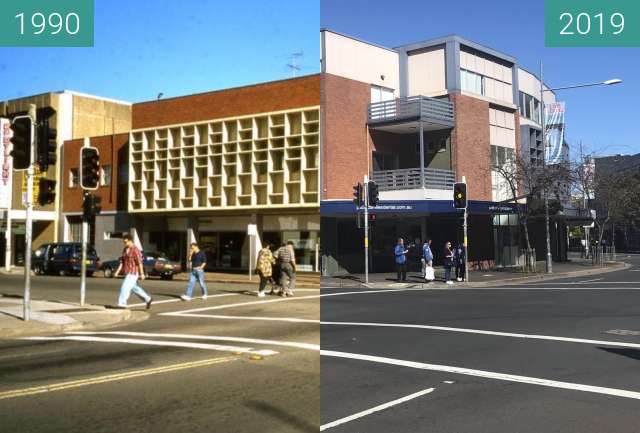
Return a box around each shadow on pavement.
[244,400,317,433]
[598,347,640,361]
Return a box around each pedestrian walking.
[394,237,409,282]
[454,242,466,282]
[113,233,153,309]
[255,243,275,297]
[286,241,297,295]
[275,242,296,297]
[443,241,454,285]
[422,238,434,281]
[181,242,209,301]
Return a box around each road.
[0,275,319,433]
[320,255,640,433]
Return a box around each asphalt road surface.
[0,276,319,433]
[320,255,640,433]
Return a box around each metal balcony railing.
[368,96,454,127]
[371,167,456,191]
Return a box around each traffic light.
[453,182,467,209]
[368,181,379,207]
[9,116,33,170]
[38,178,57,206]
[81,146,100,190]
[353,182,364,207]
[368,213,377,228]
[82,193,102,221]
[37,107,57,172]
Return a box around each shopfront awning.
[321,200,518,216]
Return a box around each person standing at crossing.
[114,233,153,309]
[181,243,209,301]
[394,237,409,282]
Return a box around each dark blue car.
[32,243,100,277]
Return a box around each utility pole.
[80,192,88,306]
[540,61,553,274]
[364,174,369,284]
[23,104,36,321]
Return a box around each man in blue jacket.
[394,238,410,282]
[421,238,433,278]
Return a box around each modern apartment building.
[0,91,131,267]
[63,75,321,271]
[320,29,569,275]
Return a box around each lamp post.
[539,61,621,273]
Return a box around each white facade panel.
[407,48,446,97]
[322,30,399,93]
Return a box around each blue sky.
[0,0,319,103]
[321,0,639,157]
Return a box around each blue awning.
[321,200,518,216]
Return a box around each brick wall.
[62,134,129,212]
[133,75,320,130]
[450,93,492,201]
[321,73,370,200]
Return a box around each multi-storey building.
[0,91,131,267]
[63,75,320,271]
[320,29,569,275]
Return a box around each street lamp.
[539,61,621,273]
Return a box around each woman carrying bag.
[255,243,275,297]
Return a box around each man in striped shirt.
[275,241,296,297]
[114,233,153,309]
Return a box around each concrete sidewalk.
[1,267,320,288]
[0,296,146,339]
[322,257,630,289]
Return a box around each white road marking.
[321,350,640,400]
[578,278,604,283]
[319,320,640,350]
[320,387,435,431]
[606,329,640,336]
[443,381,455,384]
[174,313,318,323]
[67,331,320,351]
[23,335,278,356]
[128,293,237,308]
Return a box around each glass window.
[69,168,79,188]
[118,164,128,184]
[101,165,112,187]
[461,69,484,95]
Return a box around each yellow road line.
[0,356,236,401]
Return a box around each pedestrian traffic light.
[82,192,102,221]
[368,181,379,207]
[38,178,57,206]
[9,116,33,170]
[353,182,364,207]
[37,107,57,172]
[368,213,377,228]
[81,146,100,190]
[453,182,467,209]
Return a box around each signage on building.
[22,165,42,205]
[0,118,12,209]
[544,101,566,165]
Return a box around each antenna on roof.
[286,51,304,77]
[157,92,164,100]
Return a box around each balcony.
[368,96,454,131]
[371,167,456,191]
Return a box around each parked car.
[32,243,100,277]
[100,251,181,280]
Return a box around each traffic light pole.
[80,195,88,306]
[23,105,36,321]
[461,176,469,284]
[364,175,369,285]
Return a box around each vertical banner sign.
[22,166,42,206]
[0,119,12,209]
[544,101,566,165]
